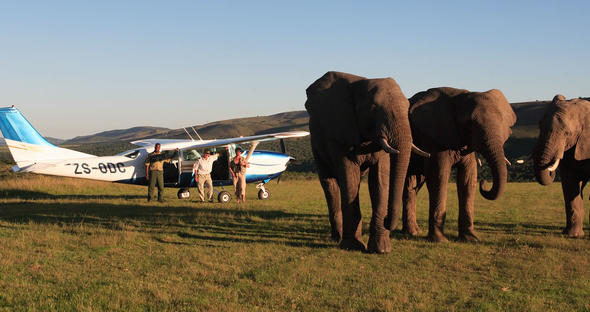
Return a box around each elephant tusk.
[411,143,430,158]
[547,158,561,172]
[477,157,482,167]
[379,138,399,154]
[504,157,511,166]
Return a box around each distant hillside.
[65,126,171,144]
[63,111,309,144]
[157,111,309,140]
[46,137,66,145]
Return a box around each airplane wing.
[131,131,309,150]
[178,131,309,151]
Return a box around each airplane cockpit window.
[183,149,201,161]
[123,150,140,159]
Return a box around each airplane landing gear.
[218,190,232,203]
[256,183,270,200]
[177,188,190,199]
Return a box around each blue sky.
[1,1,588,138]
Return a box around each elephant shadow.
[0,201,333,249]
[387,220,573,243]
[473,221,565,235]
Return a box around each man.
[145,143,179,202]
[193,149,219,202]
[229,147,249,203]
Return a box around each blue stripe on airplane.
[0,107,54,146]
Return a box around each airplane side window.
[183,149,201,160]
[124,150,140,159]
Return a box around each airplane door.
[163,150,180,185]
[211,146,231,181]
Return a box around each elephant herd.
[305,71,590,254]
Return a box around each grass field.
[1,165,589,311]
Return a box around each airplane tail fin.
[0,106,94,169]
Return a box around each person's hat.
[204,149,211,154]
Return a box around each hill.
[65,126,171,144]
[62,111,309,144]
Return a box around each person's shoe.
[158,199,165,203]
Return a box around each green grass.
[0,165,589,311]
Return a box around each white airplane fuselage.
[10,139,292,187]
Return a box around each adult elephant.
[533,95,590,237]
[402,87,516,242]
[305,71,429,253]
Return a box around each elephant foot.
[339,238,367,252]
[458,231,479,242]
[563,227,585,238]
[367,235,391,254]
[402,224,422,236]
[428,231,448,243]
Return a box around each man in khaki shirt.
[193,149,220,202]
[144,143,179,202]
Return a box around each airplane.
[0,106,309,202]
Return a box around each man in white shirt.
[193,150,219,202]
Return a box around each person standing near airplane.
[229,147,249,203]
[193,149,219,202]
[145,143,179,202]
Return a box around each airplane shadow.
[0,201,334,249]
[0,190,145,200]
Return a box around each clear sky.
[1,1,588,139]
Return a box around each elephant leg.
[319,177,342,242]
[425,153,452,242]
[402,174,424,236]
[337,160,365,251]
[560,167,585,237]
[313,143,343,242]
[456,154,479,242]
[367,158,392,254]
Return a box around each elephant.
[533,95,590,237]
[402,87,516,242]
[305,71,429,253]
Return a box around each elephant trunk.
[535,165,557,186]
[533,138,565,186]
[479,140,508,201]
[384,127,411,230]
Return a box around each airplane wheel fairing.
[218,191,231,203]
[177,189,190,199]
[258,189,270,200]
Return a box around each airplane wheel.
[177,189,190,199]
[218,191,231,203]
[258,189,270,200]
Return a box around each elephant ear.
[409,88,461,150]
[305,71,365,147]
[573,99,590,160]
